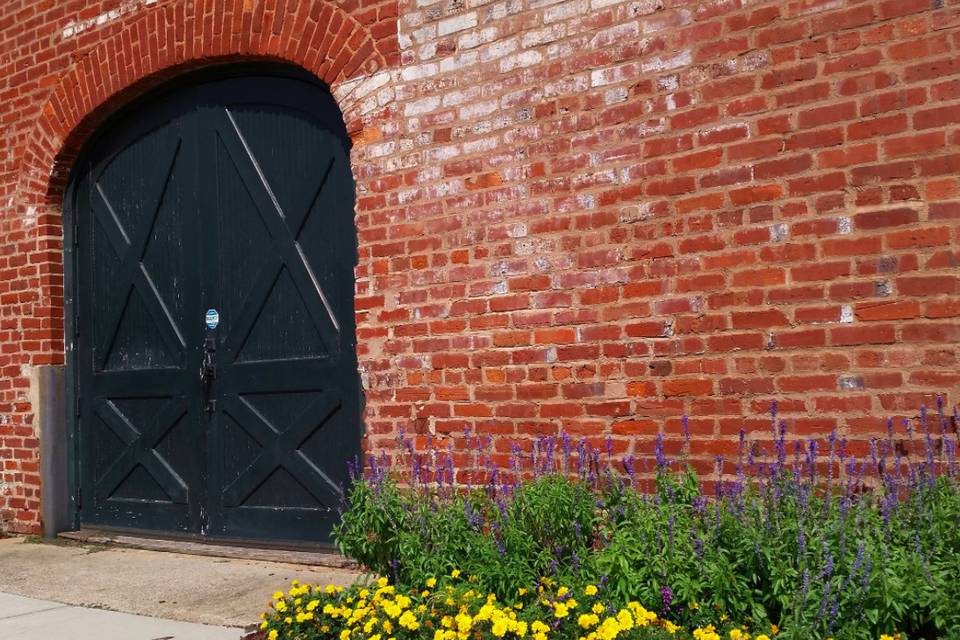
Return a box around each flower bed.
[259,575,774,640]
[262,401,959,639]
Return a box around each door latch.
[201,335,217,414]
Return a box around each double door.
[71,71,360,543]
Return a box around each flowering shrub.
[259,574,773,640]
[333,401,960,640]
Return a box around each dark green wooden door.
[72,70,360,543]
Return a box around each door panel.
[73,70,359,543]
[76,94,204,534]
[200,78,359,541]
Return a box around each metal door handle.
[201,335,217,414]
[201,336,217,383]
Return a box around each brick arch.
[18,0,395,210]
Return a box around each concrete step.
[58,528,358,568]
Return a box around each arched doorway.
[66,65,361,544]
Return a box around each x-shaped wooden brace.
[94,397,190,504]
[215,107,340,361]
[220,393,343,508]
[91,140,186,370]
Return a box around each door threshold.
[57,528,360,569]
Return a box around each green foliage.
[335,451,960,640]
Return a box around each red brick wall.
[3,0,960,533]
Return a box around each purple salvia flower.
[655,432,667,471]
[623,456,636,488]
[660,586,673,616]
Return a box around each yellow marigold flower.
[268,631,278,640]
[273,592,284,600]
[531,621,551,634]
[879,636,896,640]
[284,617,292,625]
[492,620,509,637]
[664,621,679,634]
[578,614,599,629]
[567,599,578,609]
[770,625,778,635]
[382,620,393,633]
[518,588,528,596]
[596,617,621,640]
[516,621,528,637]
[451,569,461,578]
[340,630,351,640]
[399,610,420,630]
[427,578,437,588]
[592,604,605,615]
[275,601,288,613]
[534,634,548,640]
[370,635,381,640]
[259,621,268,630]
[377,577,389,588]
[755,636,770,640]
[730,630,743,640]
[557,587,569,597]
[585,585,598,597]
[554,603,570,618]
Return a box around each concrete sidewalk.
[0,593,242,639]
[0,536,361,627]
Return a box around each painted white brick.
[442,86,481,108]
[438,12,478,36]
[625,0,663,15]
[589,21,639,48]
[544,0,588,23]
[404,95,442,116]
[410,24,437,43]
[590,0,625,9]
[499,50,542,72]
[401,63,439,82]
[424,145,462,163]
[484,0,523,20]
[439,51,480,73]
[462,136,501,154]
[590,62,641,87]
[480,37,518,63]
[544,74,589,97]
[458,26,498,50]
[365,141,396,159]
[521,24,567,48]
[459,99,500,120]
[640,50,691,73]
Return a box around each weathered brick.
[3,0,960,535]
